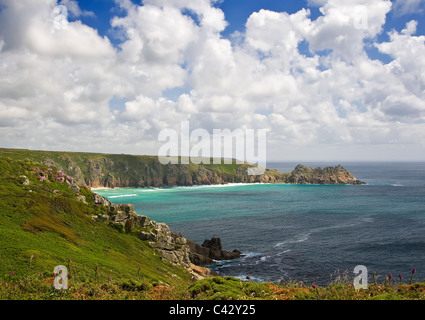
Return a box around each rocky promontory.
[90,193,242,275]
[287,164,365,185]
[187,237,242,266]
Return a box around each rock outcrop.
[91,194,241,270]
[93,199,192,267]
[187,237,242,266]
[287,164,365,185]
[189,264,218,280]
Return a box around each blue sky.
[1,0,425,161]
[76,0,425,41]
[74,0,425,67]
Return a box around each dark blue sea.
[96,162,425,286]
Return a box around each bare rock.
[93,193,112,206]
[187,237,242,266]
[20,175,30,185]
[69,184,80,193]
[76,195,87,204]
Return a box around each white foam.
[108,194,138,198]
[172,183,264,190]
[130,182,269,193]
[275,234,310,247]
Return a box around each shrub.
[118,279,152,292]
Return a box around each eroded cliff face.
[41,155,283,188]
[91,194,240,276]
[39,152,364,188]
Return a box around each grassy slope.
[0,148,263,187]
[0,157,191,292]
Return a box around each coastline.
[91,182,270,192]
[91,180,366,193]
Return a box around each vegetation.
[0,151,417,300]
[0,157,192,298]
[0,148,261,188]
[0,148,363,189]
[3,272,425,300]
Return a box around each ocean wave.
[138,188,163,192]
[108,194,138,198]
[171,183,265,190]
[275,218,374,248]
[232,274,268,282]
[131,183,268,193]
[212,252,261,266]
[275,234,310,247]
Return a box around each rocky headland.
[0,149,365,188]
[90,193,241,279]
[287,164,365,185]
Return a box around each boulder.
[186,237,242,266]
[138,231,157,241]
[93,193,112,206]
[202,237,223,251]
[69,184,80,193]
[76,195,87,204]
[114,210,130,222]
[20,175,30,185]
[189,264,218,280]
[136,215,151,228]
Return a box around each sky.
[0,0,425,162]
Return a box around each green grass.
[2,272,425,300]
[0,158,191,293]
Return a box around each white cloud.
[305,0,392,60]
[0,0,425,160]
[59,0,95,18]
[402,20,418,36]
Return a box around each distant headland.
[0,148,365,188]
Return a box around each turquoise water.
[97,162,425,285]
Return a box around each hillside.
[0,157,194,294]
[0,148,365,187]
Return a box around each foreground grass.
[0,157,192,294]
[2,272,425,300]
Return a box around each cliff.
[0,157,225,282]
[94,196,242,269]
[0,157,199,284]
[287,164,365,185]
[0,148,365,187]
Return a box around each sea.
[96,162,425,286]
